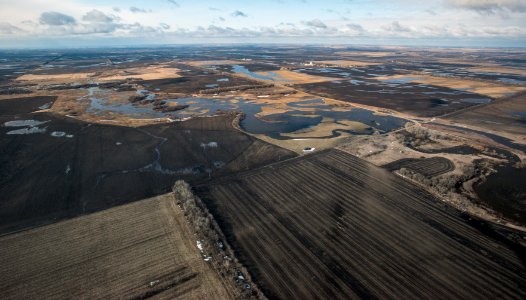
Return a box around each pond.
[231,65,288,81]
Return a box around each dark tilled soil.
[294,81,489,117]
[0,96,57,115]
[0,103,295,234]
[197,149,526,299]
[135,73,258,94]
[475,165,526,224]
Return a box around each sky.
[0,0,525,48]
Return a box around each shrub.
[172,180,263,298]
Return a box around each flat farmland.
[0,194,235,299]
[196,149,526,299]
[445,91,526,137]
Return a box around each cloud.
[82,10,114,23]
[166,0,180,7]
[130,7,150,13]
[0,22,23,34]
[39,12,76,26]
[345,23,365,34]
[30,9,160,36]
[447,0,526,14]
[3,5,524,45]
[112,7,121,13]
[384,21,412,33]
[425,9,437,15]
[72,10,123,35]
[303,19,327,29]
[231,10,248,17]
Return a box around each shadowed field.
[196,149,526,299]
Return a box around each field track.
[0,194,235,299]
[382,156,455,177]
[197,149,526,299]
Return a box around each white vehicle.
[303,147,315,153]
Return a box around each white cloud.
[446,0,526,14]
[303,19,327,29]
[0,0,525,46]
[384,21,412,33]
[82,10,114,23]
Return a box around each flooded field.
[82,87,407,139]
[294,66,497,117]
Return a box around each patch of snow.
[51,131,66,137]
[38,103,52,110]
[201,141,218,149]
[149,280,159,287]
[7,127,47,135]
[4,120,47,127]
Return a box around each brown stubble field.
[195,149,526,299]
[0,194,236,299]
[444,91,526,140]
